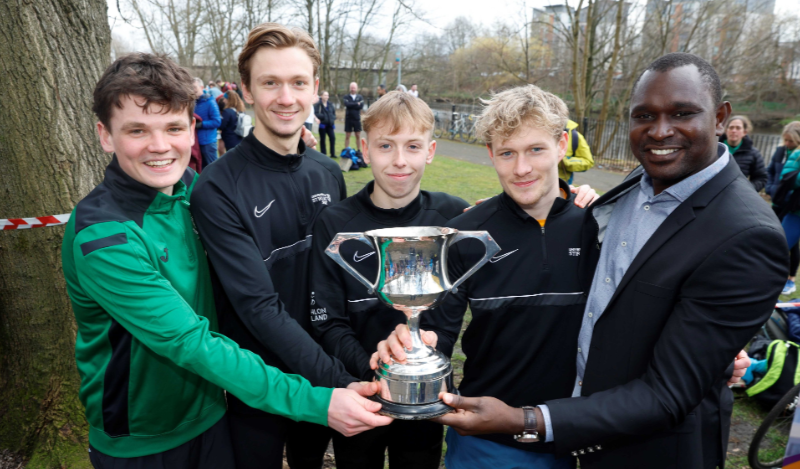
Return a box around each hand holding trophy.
[326,227,499,419]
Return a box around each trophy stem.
[405,311,432,361]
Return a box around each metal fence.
[427,102,785,172]
[583,117,783,171]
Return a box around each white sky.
[107,0,798,52]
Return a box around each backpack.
[235,112,252,137]
[746,340,800,407]
[340,147,359,171]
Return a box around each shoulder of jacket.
[421,191,470,219]
[306,149,343,182]
[447,196,502,229]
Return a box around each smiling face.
[629,65,731,194]
[362,124,435,209]
[242,46,319,153]
[489,122,566,218]
[726,118,747,147]
[98,95,193,194]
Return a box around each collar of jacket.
[355,180,424,224]
[104,154,194,213]
[238,131,308,171]
[498,178,574,222]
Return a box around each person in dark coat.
[768,121,800,294]
[315,91,337,158]
[720,115,767,191]
[218,91,245,154]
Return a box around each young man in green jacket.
[61,52,389,469]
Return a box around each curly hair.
[475,84,569,147]
[93,53,195,131]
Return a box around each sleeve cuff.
[538,404,554,443]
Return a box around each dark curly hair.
[93,53,195,131]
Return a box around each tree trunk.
[0,0,110,466]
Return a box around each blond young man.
[190,24,391,469]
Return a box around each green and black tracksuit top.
[62,156,332,458]
[432,179,586,453]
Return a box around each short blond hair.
[784,121,800,148]
[476,85,568,147]
[728,115,753,133]
[362,91,434,137]
[238,23,321,88]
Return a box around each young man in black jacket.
[190,23,391,469]
[309,90,468,468]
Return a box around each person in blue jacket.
[193,77,222,167]
[770,121,800,294]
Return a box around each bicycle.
[446,112,473,142]
[748,381,800,469]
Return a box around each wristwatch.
[514,406,540,443]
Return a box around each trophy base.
[368,390,460,420]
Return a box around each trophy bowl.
[326,226,500,419]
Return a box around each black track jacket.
[431,180,586,453]
[309,181,469,381]
[190,132,357,391]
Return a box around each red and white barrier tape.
[777,303,800,308]
[1,214,70,230]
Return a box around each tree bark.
[0,0,110,466]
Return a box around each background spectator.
[343,82,364,152]
[409,83,418,97]
[721,115,767,191]
[316,91,336,158]
[219,91,245,154]
[193,77,222,166]
[769,121,800,294]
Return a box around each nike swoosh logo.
[489,249,518,263]
[254,200,276,218]
[353,251,375,262]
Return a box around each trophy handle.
[325,233,379,294]
[445,231,501,294]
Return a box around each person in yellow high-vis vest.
[558,119,594,184]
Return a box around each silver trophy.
[326,226,500,419]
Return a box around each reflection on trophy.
[326,227,500,419]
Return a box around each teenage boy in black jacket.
[190,23,391,469]
[309,90,466,468]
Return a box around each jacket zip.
[288,169,310,224]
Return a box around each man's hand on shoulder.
[328,387,393,436]
[570,184,599,208]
